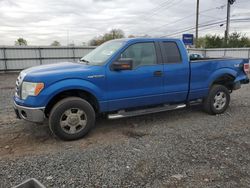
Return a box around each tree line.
[14,30,250,48]
[197,32,250,48]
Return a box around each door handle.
[153,71,163,77]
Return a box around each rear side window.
[162,42,182,63]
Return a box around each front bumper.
[13,101,45,123]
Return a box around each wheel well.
[211,74,235,90]
[44,89,99,117]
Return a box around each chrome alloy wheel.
[60,108,87,134]
[213,91,227,110]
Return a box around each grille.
[15,75,21,97]
[15,72,26,98]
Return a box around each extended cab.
[13,38,249,140]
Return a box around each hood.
[22,62,104,85]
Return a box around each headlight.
[21,81,44,100]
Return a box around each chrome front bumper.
[13,101,45,123]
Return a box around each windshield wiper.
[79,58,90,64]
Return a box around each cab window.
[162,42,182,63]
[119,42,157,68]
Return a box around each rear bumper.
[241,78,249,84]
[233,78,249,90]
[13,101,45,123]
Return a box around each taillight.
[244,63,249,74]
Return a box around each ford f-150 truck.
[13,38,249,140]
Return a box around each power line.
[200,13,222,20]
[130,0,184,33]
[138,4,226,35]
[145,0,184,19]
[159,5,225,30]
[138,0,173,20]
[194,24,223,35]
[146,0,173,13]
[126,0,174,31]
[161,19,226,37]
[160,17,250,38]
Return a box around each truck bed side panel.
[189,59,247,100]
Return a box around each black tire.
[49,97,95,141]
[203,84,230,115]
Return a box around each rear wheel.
[203,84,230,115]
[49,97,95,140]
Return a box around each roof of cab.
[113,37,181,43]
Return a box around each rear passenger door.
[160,41,190,103]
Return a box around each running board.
[108,104,186,119]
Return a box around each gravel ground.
[0,72,250,188]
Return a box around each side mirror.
[112,58,133,71]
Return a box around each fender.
[18,78,104,108]
[207,68,237,87]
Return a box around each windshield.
[80,40,124,65]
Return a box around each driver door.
[106,42,164,111]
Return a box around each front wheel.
[203,84,230,115]
[49,97,95,141]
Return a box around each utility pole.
[225,0,236,45]
[195,0,200,48]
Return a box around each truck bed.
[188,58,249,101]
[190,57,246,62]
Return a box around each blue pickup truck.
[13,38,249,140]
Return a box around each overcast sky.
[0,0,249,45]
